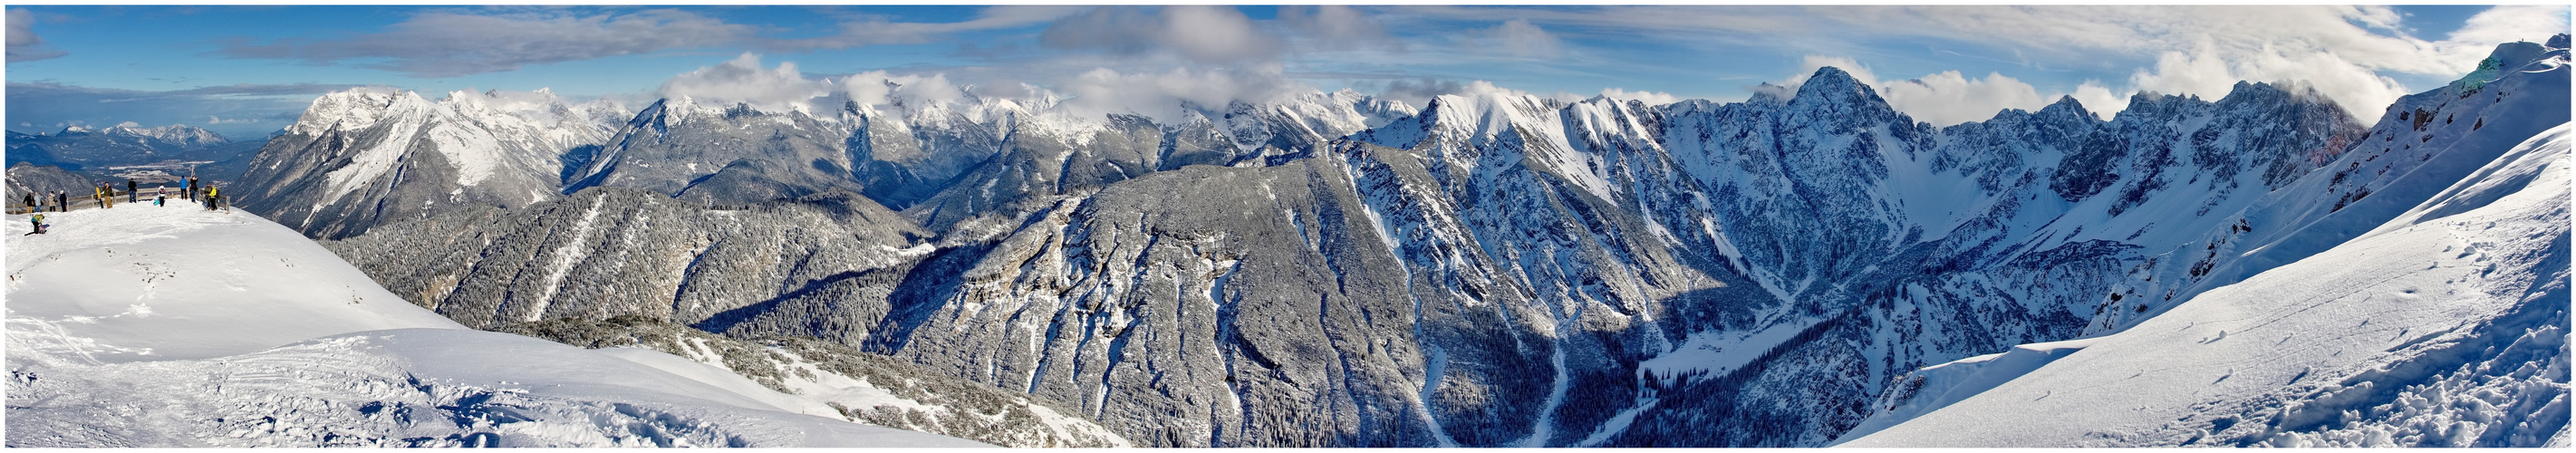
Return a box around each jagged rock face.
[845,101,1012,210]
[901,114,1166,234]
[899,92,1652,447]
[236,88,623,239]
[862,63,2402,447]
[899,91,1404,236]
[323,187,931,339]
[319,38,2567,448]
[566,98,867,206]
[5,162,102,203]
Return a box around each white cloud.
[2124,38,2412,123]
[1057,64,1304,124]
[218,9,753,78]
[2070,82,2123,120]
[1879,71,2051,126]
[1598,88,1680,106]
[1279,5,1397,52]
[1164,6,1280,63]
[1483,19,1564,59]
[655,53,834,113]
[772,5,1083,50]
[7,8,64,63]
[1371,78,1468,110]
[839,71,971,111]
[207,116,262,125]
[1039,6,1284,63]
[2429,5,2571,70]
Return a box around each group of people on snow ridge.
[20,176,223,235]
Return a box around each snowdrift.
[4,205,985,447]
[1841,123,2571,447]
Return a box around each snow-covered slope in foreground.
[3,206,986,447]
[1843,123,2572,447]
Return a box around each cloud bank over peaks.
[1597,88,1680,106]
[841,72,974,111]
[655,53,834,114]
[1880,71,2052,127]
[1059,64,1306,125]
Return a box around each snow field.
[1842,122,2570,447]
[5,205,986,447]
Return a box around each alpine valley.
[14,34,2569,448]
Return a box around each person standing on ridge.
[205,185,219,211]
[186,177,198,201]
[21,193,34,214]
[126,179,137,203]
[53,190,64,212]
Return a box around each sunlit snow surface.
[1842,124,2571,448]
[4,206,986,448]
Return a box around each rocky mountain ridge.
[262,36,2569,447]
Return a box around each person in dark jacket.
[126,179,137,203]
[21,193,33,214]
[187,177,199,201]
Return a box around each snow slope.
[3,205,985,447]
[1841,122,2570,447]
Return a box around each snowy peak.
[285,87,406,136]
[38,123,228,148]
[103,123,227,147]
[1794,66,1872,100]
[241,86,629,238]
[1788,66,1907,131]
[2039,95,2090,119]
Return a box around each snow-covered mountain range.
[159,34,2576,448]
[6,123,229,168]
[5,123,256,189]
[235,88,628,239]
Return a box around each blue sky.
[6,5,2568,139]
